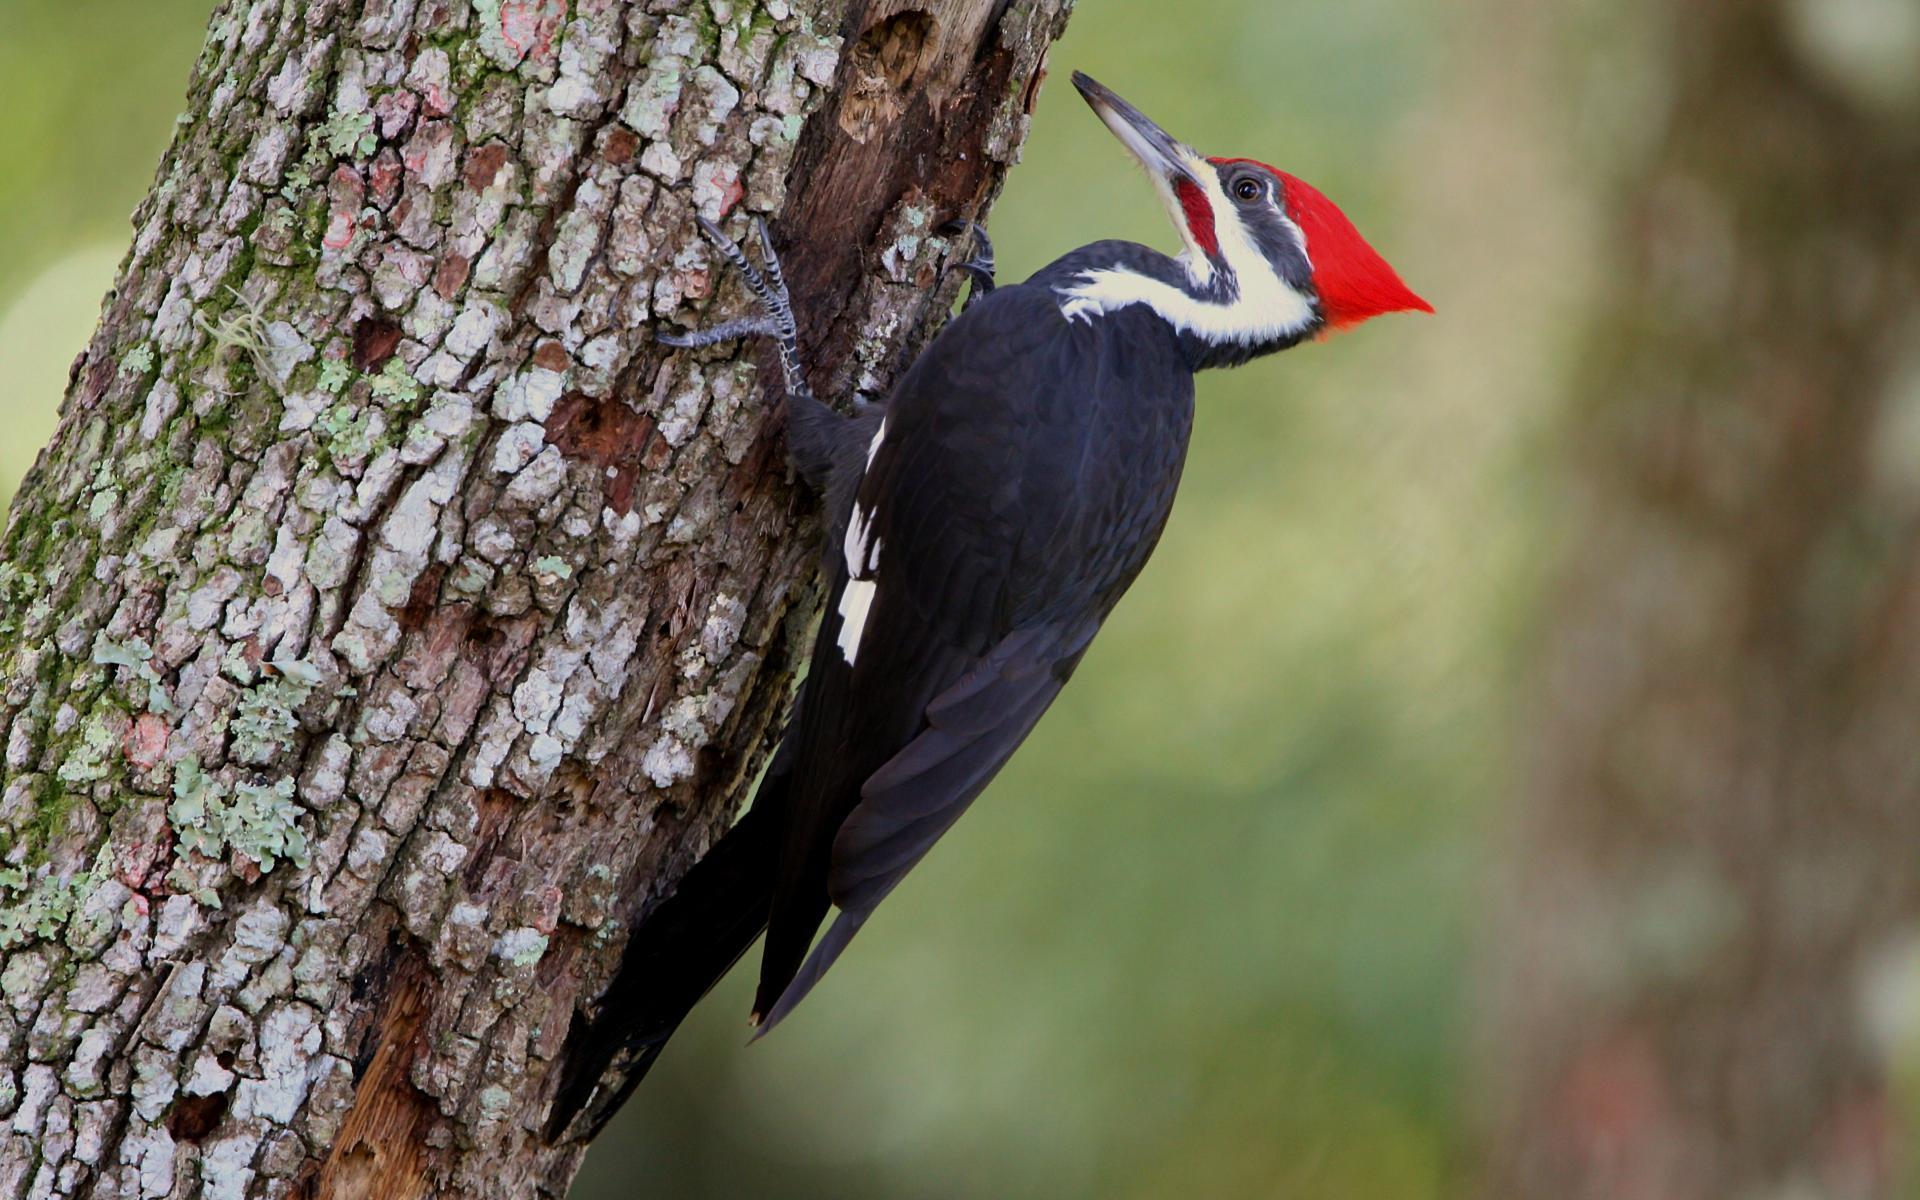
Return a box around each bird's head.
[1072,71,1430,343]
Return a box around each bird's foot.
[659,215,813,402]
[937,219,996,310]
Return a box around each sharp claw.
[934,218,995,306]
[692,213,731,247]
[959,263,996,291]
[937,258,996,300]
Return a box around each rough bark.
[1482,2,1920,1197]
[0,1,1070,1196]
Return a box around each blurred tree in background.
[1483,1,1920,1196]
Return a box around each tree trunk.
[1482,1,1920,1196]
[0,1,1069,1196]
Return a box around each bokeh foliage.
[0,1,214,507]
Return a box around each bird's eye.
[1233,177,1264,203]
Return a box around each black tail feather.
[545,767,788,1142]
[750,906,871,1039]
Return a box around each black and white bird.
[548,72,1429,1139]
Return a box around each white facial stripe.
[1164,181,1215,288]
[1056,263,1317,346]
[1060,158,1317,345]
[1201,166,1307,286]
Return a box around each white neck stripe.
[1067,153,1319,348]
[1055,264,1317,347]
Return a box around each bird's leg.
[662,216,993,388]
[661,215,856,489]
[936,219,996,310]
[659,215,815,406]
[659,215,995,492]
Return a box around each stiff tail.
[544,768,788,1142]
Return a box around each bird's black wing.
[753,284,1075,1022]
[755,617,1099,1030]
[754,284,1192,1029]
[833,618,1098,910]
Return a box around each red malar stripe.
[1175,177,1219,259]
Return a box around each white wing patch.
[836,423,892,665]
[837,501,884,663]
[836,579,877,663]
[843,504,876,577]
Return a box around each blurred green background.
[0,1,1615,1197]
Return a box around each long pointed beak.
[1072,72,1203,187]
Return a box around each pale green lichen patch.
[491,926,549,967]
[264,205,301,239]
[279,102,380,211]
[92,632,174,715]
[225,779,309,874]
[168,754,311,881]
[369,355,422,405]
[0,563,39,636]
[84,458,124,525]
[230,669,316,764]
[0,862,104,952]
[316,402,378,465]
[320,108,378,159]
[622,56,686,139]
[57,715,121,785]
[315,357,426,467]
[316,356,352,395]
[475,1082,514,1122]
[279,164,316,206]
[118,343,156,378]
[167,754,222,860]
[473,0,510,63]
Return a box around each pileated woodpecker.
[547,72,1429,1139]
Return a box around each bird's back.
[754,270,1197,1025]
[879,260,1198,584]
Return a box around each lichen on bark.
[0,0,1071,1196]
